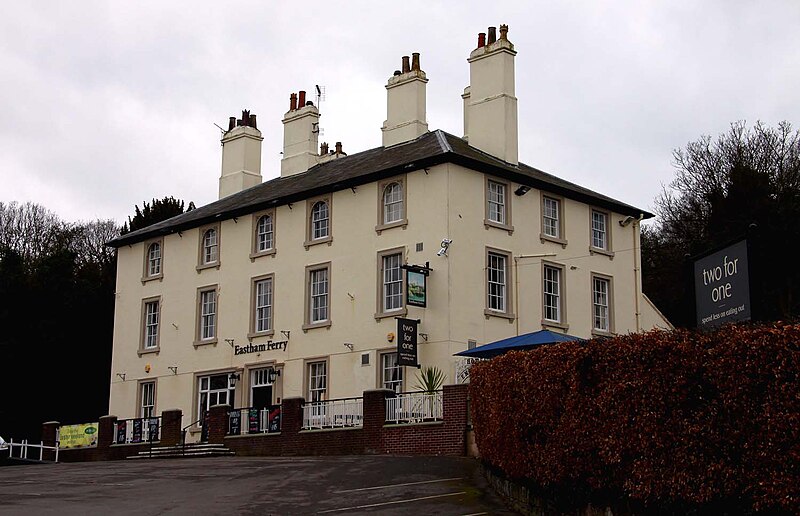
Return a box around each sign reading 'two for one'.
[397,318,418,367]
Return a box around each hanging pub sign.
[397,317,419,367]
[402,262,431,308]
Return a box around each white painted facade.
[107,25,670,438]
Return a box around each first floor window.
[140,382,155,418]
[198,374,235,422]
[308,361,327,402]
[543,197,560,238]
[543,265,562,322]
[254,278,273,333]
[487,252,507,312]
[144,300,159,349]
[381,353,403,393]
[592,210,608,250]
[593,277,610,332]
[309,268,329,323]
[382,253,403,312]
[200,289,216,340]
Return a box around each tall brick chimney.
[281,90,320,177]
[464,24,518,165]
[219,109,263,199]
[381,52,429,147]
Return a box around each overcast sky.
[2,1,798,227]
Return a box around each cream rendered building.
[107,25,670,437]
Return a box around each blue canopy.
[454,329,584,359]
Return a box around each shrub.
[469,322,800,514]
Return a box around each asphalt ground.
[0,455,518,515]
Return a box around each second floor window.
[256,215,274,252]
[311,201,329,240]
[487,180,506,224]
[382,253,403,312]
[202,228,218,264]
[200,290,216,340]
[144,300,159,349]
[310,268,329,323]
[383,182,403,224]
[487,252,507,312]
[543,265,562,322]
[543,197,560,238]
[255,278,273,333]
[147,242,161,276]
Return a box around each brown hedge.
[469,322,800,514]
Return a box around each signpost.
[402,263,431,308]
[694,239,751,329]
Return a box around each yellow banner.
[59,423,99,448]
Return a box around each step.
[126,443,235,459]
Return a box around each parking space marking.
[318,491,467,513]
[332,477,464,493]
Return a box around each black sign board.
[694,239,751,329]
[248,409,260,434]
[148,418,159,441]
[268,407,281,433]
[397,318,419,367]
[132,419,143,443]
[229,410,241,436]
[116,420,127,444]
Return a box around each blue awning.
[454,329,584,359]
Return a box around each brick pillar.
[41,421,59,461]
[97,415,117,449]
[280,397,304,455]
[443,383,469,455]
[160,409,183,446]
[363,389,393,454]
[207,404,230,445]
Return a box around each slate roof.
[108,130,652,248]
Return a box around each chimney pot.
[401,56,410,73]
[249,114,257,129]
[320,142,329,155]
[487,26,497,44]
[499,24,509,40]
[393,70,402,76]
[411,52,420,71]
[298,91,306,108]
[335,141,342,154]
[290,93,298,111]
[228,116,236,131]
[478,32,486,48]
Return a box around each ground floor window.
[307,361,327,402]
[198,373,235,423]
[250,368,274,410]
[381,352,403,393]
[139,381,155,418]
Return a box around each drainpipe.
[514,253,557,336]
[631,214,645,332]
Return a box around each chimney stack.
[219,109,263,199]
[464,23,518,165]
[382,52,429,147]
[281,90,320,177]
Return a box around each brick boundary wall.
[44,384,469,461]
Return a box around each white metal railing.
[228,405,282,435]
[302,397,363,430]
[113,417,161,444]
[386,391,444,424]
[4,438,59,463]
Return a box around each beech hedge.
[469,322,800,514]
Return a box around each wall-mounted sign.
[58,423,98,448]
[694,239,751,329]
[397,318,419,367]
[234,340,288,356]
[402,263,431,308]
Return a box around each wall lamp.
[268,368,281,384]
[514,185,531,196]
[228,372,240,386]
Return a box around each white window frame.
[383,253,403,312]
[144,300,159,350]
[543,264,565,325]
[254,277,273,334]
[380,352,403,393]
[542,196,561,239]
[304,263,331,330]
[592,275,613,334]
[487,180,506,225]
[311,201,329,240]
[383,182,404,225]
[195,287,218,345]
[147,242,161,277]
[197,373,236,422]
[256,214,274,252]
[139,381,156,419]
[307,361,327,403]
[591,210,608,250]
[485,248,514,320]
[203,229,218,264]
